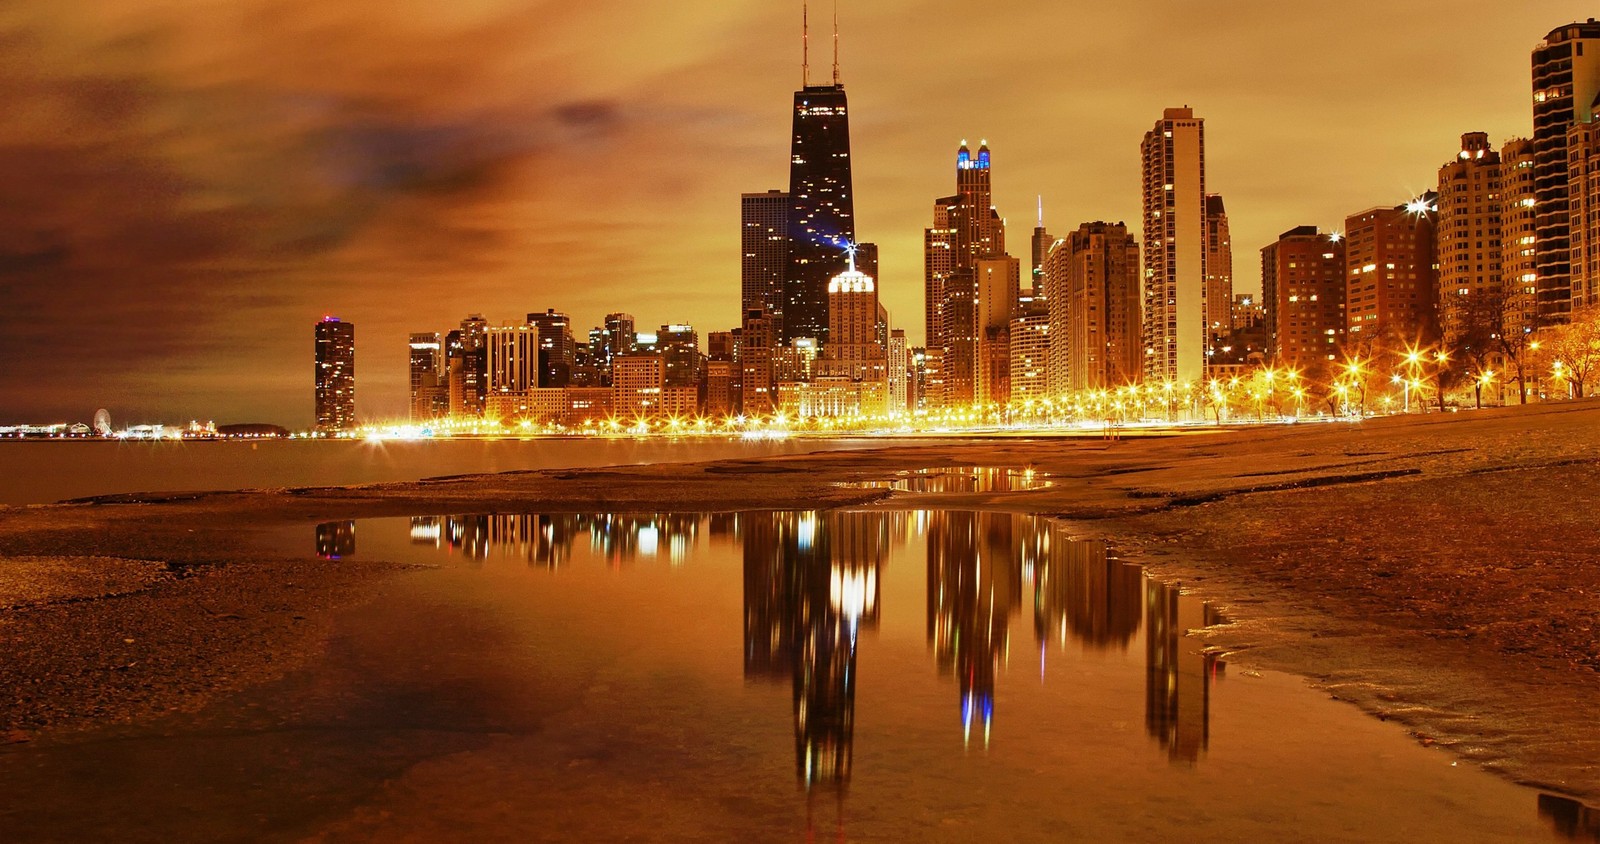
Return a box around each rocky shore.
[1,399,1597,806]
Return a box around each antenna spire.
[832,0,840,85]
[802,2,810,87]
[1037,195,1044,228]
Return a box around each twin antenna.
[801,1,841,87]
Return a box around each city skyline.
[1,3,1591,424]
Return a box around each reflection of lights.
[829,564,876,622]
[797,513,817,551]
[637,525,659,557]
[409,519,441,543]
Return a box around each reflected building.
[926,510,1023,748]
[315,521,356,560]
[1032,537,1143,653]
[1145,577,1226,765]
[742,511,888,791]
[404,513,700,568]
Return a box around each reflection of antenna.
[802,1,810,87]
[832,0,840,85]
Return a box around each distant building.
[1142,107,1209,385]
[1047,222,1142,393]
[742,190,790,327]
[1532,20,1600,320]
[887,329,909,417]
[657,324,703,388]
[527,309,575,387]
[314,316,355,432]
[446,314,489,418]
[1502,138,1540,323]
[408,332,447,422]
[600,313,636,381]
[741,309,778,416]
[1437,133,1506,348]
[1264,226,1346,367]
[1205,194,1234,351]
[1344,199,1439,352]
[1008,314,1049,405]
[822,255,885,385]
[784,74,856,343]
[485,324,540,422]
[975,255,1020,406]
[613,354,665,419]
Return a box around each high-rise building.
[1008,314,1050,405]
[408,332,446,422]
[613,354,666,419]
[527,309,575,388]
[1503,139,1541,322]
[657,324,703,388]
[1532,20,1600,321]
[1030,199,1051,301]
[314,316,355,432]
[486,324,540,396]
[1344,199,1439,352]
[975,255,1020,405]
[783,45,856,343]
[1263,226,1346,367]
[446,314,489,418]
[1437,133,1505,346]
[1047,222,1143,393]
[924,194,958,353]
[741,308,778,416]
[887,329,909,416]
[601,313,636,382]
[1569,112,1600,308]
[1204,194,1233,350]
[823,254,884,383]
[1142,107,1209,385]
[742,190,790,324]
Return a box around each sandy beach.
[2,400,1598,815]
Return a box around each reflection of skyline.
[926,511,1022,748]
[406,513,701,567]
[1145,577,1226,765]
[315,520,355,560]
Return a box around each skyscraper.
[407,332,446,422]
[924,194,959,352]
[1047,222,1142,393]
[823,252,885,385]
[446,314,489,418]
[742,190,790,324]
[1030,199,1051,301]
[527,309,575,388]
[657,324,703,388]
[1141,107,1209,385]
[783,21,856,343]
[314,316,355,432]
[1204,194,1233,350]
[931,141,1009,407]
[1569,113,1600,308]
[1437,133,1506,347]
[1503,139,1540,317]
[1532,20,1600,321]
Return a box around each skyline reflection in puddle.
[842,466,1055,493]
[287,511,1592,841]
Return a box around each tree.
[1446,287,1537,405]
[1545,305,1600,399]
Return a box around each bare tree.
[1546,305,1600,399]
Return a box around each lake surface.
[0,509,1585,842]
[0,437,904,505]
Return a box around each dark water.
[0,510,1590,843]
[0,437,897,505]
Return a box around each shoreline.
[2,399,1598,808]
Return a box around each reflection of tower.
[1144,578,1225,764]
[315,521,355,560]
[926,511,1021,747]
[742,511,887,792]
[1033,536,1143,651]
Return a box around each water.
[0,510,1587,842]
[0,437,901,505]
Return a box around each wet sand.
[2,399,1599,815]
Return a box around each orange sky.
[0,1,1592,424]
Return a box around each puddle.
[0,510,1589,842]
[844,466,1054,493]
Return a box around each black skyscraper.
[783,79,856,343]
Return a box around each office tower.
[1047,222,1142,393]
[707,330,735,362]
[887,329,909,415]
[657,324,703,387]
[1030,199,1051,300]
[1344,198,1439,352]
[570,340,604,388]
[601,312,636,383]
[446,314,488,418]
[1142,107,1209,384]
[705,359,736,416]
[824,254,884,383]
[1437,133,1505,346]
[925,194,958,351]
[527,309,575,387]
[487,324,539,396]
[1008,314,1050,404]
[1264,227,1346,367]
[1532,21,1600,320]
[407,332,446,422]
[1570,115,1600,308]
[613,354,666,418]
[741,309,778,415]
[742,190,790,325]
[783,23,856,344]
[1204,194,1233,349]
[314,316,355,432]
[975,255,1020,404]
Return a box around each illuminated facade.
[821,257,885,385]
[1047,222,1142,393]
[1532,20,1600,320]
[526,309,575,388]
[407,332,446,422]
[784,80,856,343]
[314,316,355,432]
[657,324,703,388]
[1344,201,1439,351]
[1502,139,1540,324]
[1204,194,1233,351]
[887,329,909,416]
[975,255,1020,406]
[1008,313,1050,404]
[486,324,540,418]
[1437,133,1506,347]
[1141,108,1209,385]
[741,308,778,416]
[612,354,665,419]
[924,194,958,356]
[929,141,1010,408]
[742,190,790,327]
[446,314,488,418]
[1568,115,1600,308]
[1264,226,1346,366]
